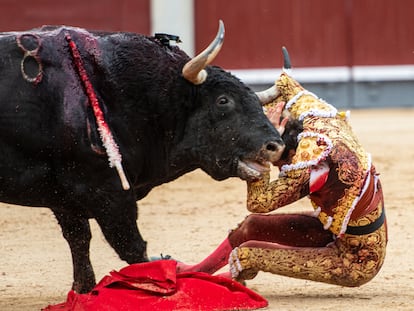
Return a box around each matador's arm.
[246,169,310,213]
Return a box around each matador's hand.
[266,101,288,135]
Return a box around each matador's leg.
[177,213,333,274]
[229,224,387,287]
[228,213,333,247]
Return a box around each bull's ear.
[182,20,225,85]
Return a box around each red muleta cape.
[43,260,268,311]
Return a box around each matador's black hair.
[280,118,303,160]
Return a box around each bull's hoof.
[72,279,96,294]
[149,253,174,261]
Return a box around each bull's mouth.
[237,159,271,181]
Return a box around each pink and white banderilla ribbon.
[66,32,130,190]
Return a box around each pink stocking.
[177,238,233,274]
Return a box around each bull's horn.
[282,46,292,70]
[256,85,279,106]
[256,46,291,105]
[182,20,225,85]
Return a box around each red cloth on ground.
[42,260,268,311]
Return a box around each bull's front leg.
[53,210,96,293]
[92,191,149,265]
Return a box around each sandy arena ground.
[1,108,414,310]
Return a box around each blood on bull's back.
[0,28,93,206]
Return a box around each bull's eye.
[216,95,234,111]
[216,96,229,106]
[215,95,235,112]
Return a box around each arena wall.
[0,0,411,108]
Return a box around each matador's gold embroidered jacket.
[247,73,375,237]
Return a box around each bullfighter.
[177,65,387,287]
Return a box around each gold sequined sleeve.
[246,169,310,213]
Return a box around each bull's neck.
[92,34,200,189]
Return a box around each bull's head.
[98,21,284,184]
[176,21,285,181]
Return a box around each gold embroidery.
[230,224,387,287]
[254,73,372,235]
[247,171,309,213]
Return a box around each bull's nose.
[262,140,285,162]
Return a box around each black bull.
[0,22,284,293]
